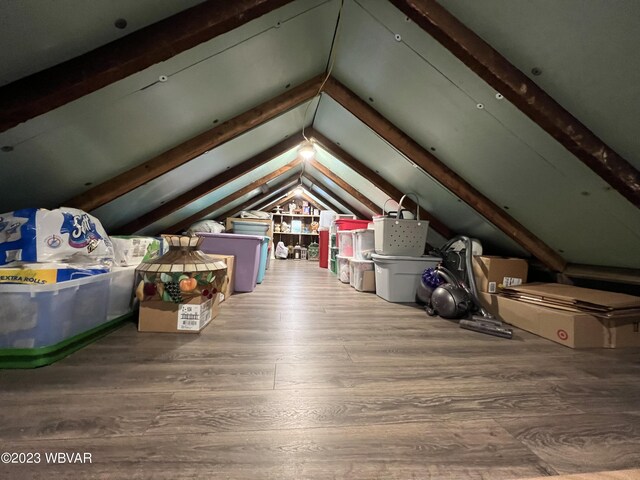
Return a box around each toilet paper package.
[0,263,109,284]
[0,208,114,267]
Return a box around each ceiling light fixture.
[298,140,316,160]
[295,187,304,197]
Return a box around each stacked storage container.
[197,232,263,292]
[333,220,373,284]
[349,229,376,292]
[371,196,440,302]
[0,267,137,368]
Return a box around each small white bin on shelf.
[349,258,375,292]
[336,255,351,284]
[371,254,440,303]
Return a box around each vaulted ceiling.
[1,0,639,273]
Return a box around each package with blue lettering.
[0,208,114,267]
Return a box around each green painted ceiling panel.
[139,164,304,235]
[92,99,318,230]
[438,0,640,170]
[329,0,640,266]
[0,0,334,213]
[314,95,526,255]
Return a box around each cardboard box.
[206,254,234,301]
[473,256,528,293]
[602,318,640,348]
[479,292,640,348]
[138,294,220,333]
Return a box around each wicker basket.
[373,194,429,256]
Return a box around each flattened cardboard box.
[206,254,235,301]
[501,283,640,315]
[472,256,528,294]
[479,292,640,348]
[138,294,220,333]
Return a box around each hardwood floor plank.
[0,393,172,441]
[0,420,556,480]
[1,363,275,395]
[147,382,580,436]
[274,361,581,390]
[497,413,640,474]
[1,259,639,479]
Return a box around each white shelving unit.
[272,212,319,247]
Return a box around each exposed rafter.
[302,172,363,217]
[308,128,453,239]
[307,158,379,216]
[0,0,295,132]
[114,135,304,234]
[163,159,302,234]
[389,0,640,209]
[65,75,323,212]
[323,76,566,271]
[296,188,334,212]
[259,190,299,215]
[216,177,299,221]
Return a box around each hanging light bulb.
[295,187,304,197]
[298,140,315,160]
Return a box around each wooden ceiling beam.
[65,74,323,212]
[307,157,379,217]
[163,159,302,234]
[389,0,640,209]
[297,189,333,212]
[302,172,362,216]
[0,0,295,132]
[260,190,298,214]
[215,176,299,221]
[323,76,566,271]
[308,128,454,239]
[299,192,325,212]
[114,135,303,234]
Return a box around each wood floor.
[1,259,640,479]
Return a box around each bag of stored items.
[110,236,163,267]
[186,220,225,235]
[0,208,113,267]
[275,241,288,259]
[240,210,271,219]
[373,194,429,256]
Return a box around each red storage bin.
[319,230,329,268]
[334,219,372,248]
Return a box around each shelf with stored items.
[272,213,320,249]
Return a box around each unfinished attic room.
[3,0,640,479]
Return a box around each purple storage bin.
[196,232,263,293]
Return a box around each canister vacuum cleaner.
[419,236,513,339]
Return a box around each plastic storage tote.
[330,258,337,275]
[338,231,354,257]
[349,258,375,292]
[108,266,137,319]
[352,229,375,260]
[197,232,262,292]
[371,254,441,302]
[334,219,372,248]
[231,220,270,236]
[336,255,351,283]
[319,230,329,268]
[256,236,269,284]
[0,273,111,349]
